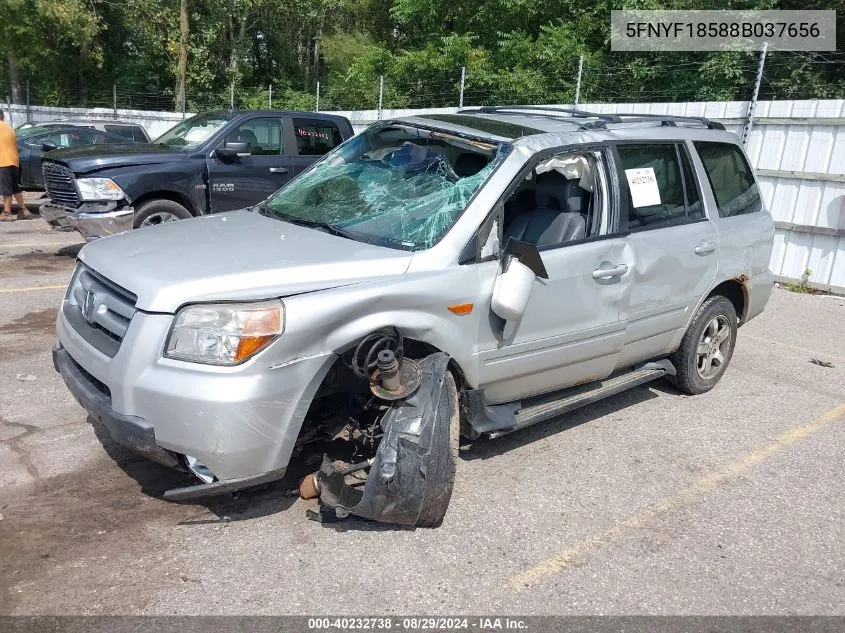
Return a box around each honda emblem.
[81,290,97,324]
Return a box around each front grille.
[63,265,137,357]
[43,162,81,208]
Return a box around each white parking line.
[0,285,67,294]
[509,403,845,590]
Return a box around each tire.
[668,295,738,395]
[133,199,192,229]
[415,371,460,528]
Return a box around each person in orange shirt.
[0,111,29,221]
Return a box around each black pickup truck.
[40,110,354,240]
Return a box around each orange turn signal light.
[447,303,474,316]
[235,306,282,362]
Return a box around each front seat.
[229,128,259,154]
[504,171,586,246]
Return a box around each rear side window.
[293,118,343,156]
[693,141,761,217]
[617,143,702,230]
[105,125,136,141]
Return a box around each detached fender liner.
[316,352,458,526]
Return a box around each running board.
[469,360,673,438]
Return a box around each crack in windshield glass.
[263,129,511,250]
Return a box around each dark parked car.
[16,125,135,189]
[39,110,355,240]
[17,119,151,143]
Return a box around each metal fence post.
[25,81,30,122]
[574,55,584,108]
[742,41,768,148]
[268,84,272,109]
[459,66,466,109]
[378,75,384,120]
[182,90,186,119]
[315,81,320,112]
[113,84,117,118]
[230,82,235,110]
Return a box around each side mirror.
[491,257,536,322]
[216,141,250,160]
[41,141,58,152]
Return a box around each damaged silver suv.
[53,106,774,527]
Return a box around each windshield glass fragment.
[263,124,511,250]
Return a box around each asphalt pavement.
[1,217,843,615]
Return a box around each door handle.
[592,264,629,280]
[694,241,717,255]
[269,167,288,174]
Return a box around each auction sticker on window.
[625,167,661,207]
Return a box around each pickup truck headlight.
[165,301,284,365]
[76,177,126,201]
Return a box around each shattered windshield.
[261,124,511,250]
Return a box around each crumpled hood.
[78,211,414,313]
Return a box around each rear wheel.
[669,295,738,395]
[133,199,192,229]
[415,370,460,527]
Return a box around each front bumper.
[54,304,336,494]
[52,344,180,469]
[41,202,133,241]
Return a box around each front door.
[207,116,292,212]
[475,148,636,404]
[613,142,720,367]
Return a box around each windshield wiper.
[279,216,358,240]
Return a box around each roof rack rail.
[610,112,725,130]
[459,105,622,124]
[459,105,724,131]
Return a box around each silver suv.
[52,107,774,527]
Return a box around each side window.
[500,152,605,249]
[693,141,761,217]
[45,129,100,148]
[133,127,149,143]
[617,143,702,230]
[293,118,343,156]
[104,125,136,141]
[226,118,283,155]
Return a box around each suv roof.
[397,107,731,143]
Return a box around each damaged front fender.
[316,352,459,527]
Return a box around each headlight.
[165,301,284,365]
[76,177,126,201]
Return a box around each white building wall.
[6,99,843,290]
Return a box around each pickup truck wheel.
[668,295,737,395]
[415,370,460,528]
[134,199,192,229]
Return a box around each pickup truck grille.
[43,162,80,208]
[63,265,137,357]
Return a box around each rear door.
[206,115,292,212]
[613,141,720,367]
[290,117,347,177]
